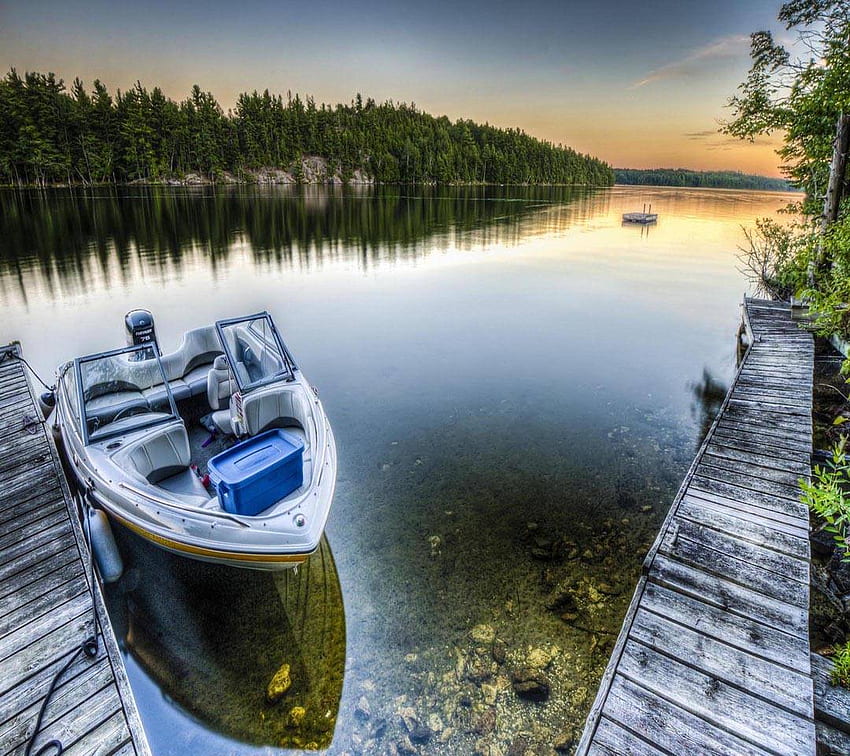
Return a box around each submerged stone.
[470,624,496,644]
[288,706,306,727]
[511,668,550,701]
[266,663,291,702]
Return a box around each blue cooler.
[207,429,304,516]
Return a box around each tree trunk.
[823,113,850,230]
[808,113,850,286]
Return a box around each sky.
[0,0,791,175]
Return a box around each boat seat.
[236,386,311,439]
[85,390,148,424]
[157,468,210,504]
[116,424,194,484]
[206,355,234,435]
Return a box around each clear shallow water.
[0,185,795,754]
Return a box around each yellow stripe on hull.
[110,511,313,567]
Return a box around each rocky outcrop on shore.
[134,156,374,187]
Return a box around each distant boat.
[622,203,658,224]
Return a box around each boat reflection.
[105,530,345,752]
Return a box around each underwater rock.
[491,640,507,665]
[409,724,432,744]
[464,653,497,684]
[266,663,291,702]
[569,686,588,707]
[354,696,371,720]
[471,624,496,644]
[511,668,550,701]
[506,734,531,756]
[553,727,576,752]
[395,735,419,755]
[545,582,577,613]
[530,536,558,561]
[526,647,552,670]
[397,706,419,733]
[470,707,496,735]
[473,735,504,756]
[288,706,306,727]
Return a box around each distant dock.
[0,343,150,755]
[578,298,817,754]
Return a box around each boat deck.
[577,298,817,755]
[0,344,150,755]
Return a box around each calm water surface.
[0,185,795,754]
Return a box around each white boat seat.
[157,468,211,503]
[236,386,311,439]
[207,355,233,410]
[116,424,193,484]
[205,355,234,435]
[86,390,148,424]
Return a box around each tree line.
[0,69,614,187]
[614,168,794,192]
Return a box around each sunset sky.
[0,0,790,176]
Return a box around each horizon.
[0,0,789,177]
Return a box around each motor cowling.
[124,309,157,360]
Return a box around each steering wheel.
[112,405,144,423]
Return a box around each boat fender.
[86,507,124,583]
[38,390,56,419]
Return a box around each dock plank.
[578,299,815,755]
[0,345,148,756]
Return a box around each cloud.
[630,35,749,89]
[684,130,717,140]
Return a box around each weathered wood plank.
[631,607,811,716]
[691,469,807,512]
[0,569,86,638]
[641,581,809,672]
[677,496,809,558]
[711,427,812,457]
[700,454,805,487]
[650,554,808,637]
[682,490,809,537]
[704,442,811,476]
[0,591,91,663]
[0,656,113,750]
[18,684,123,756]
[0,508,68,551]
[61,710,132,756]
[660,526,808,604]
[811,653,850,735]
[0,537,77,588]
[604,674,767,755]
[0,519,72,571]
[816,720,850,755]
[0,612,95,694]
[589,717,668,756]
[0,545,79,601]
[619,640,814,754]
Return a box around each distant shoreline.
[614,168,796,192]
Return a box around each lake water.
[0,185,796,754]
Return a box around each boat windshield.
[215,313,296,392]
[77,344,178,443]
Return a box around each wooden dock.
[578,298,817,755]
[0,344,150,755]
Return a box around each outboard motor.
[124,309,157,360]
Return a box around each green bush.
[801,436,850,560]
[831,641,850,688]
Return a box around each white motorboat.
[55,310,336,570]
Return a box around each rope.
[0,350,54,392]
[24,495,100,755]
